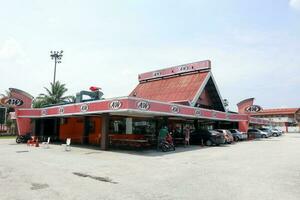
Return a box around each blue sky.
[0,0,299,111]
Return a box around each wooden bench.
[111,138,150,148]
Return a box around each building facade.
[251,108,300,132]
[10,60,272,150]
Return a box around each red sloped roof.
[129,71,209,103]
[251,108,300,115]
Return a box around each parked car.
[275,128,284,134]
[215,129,234,144]
[228,129,248,141]
[270,128,282,137]
[190,129,225,146]
[258,128,273,137]
[247,128,269,138]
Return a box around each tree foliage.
[32,81,74,108]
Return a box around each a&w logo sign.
[171,105,180,113]
[41,109,47,116]
[59,106,64,114]
[245,105,262,113]
[0,97,23,107]
[137,101,150,111]
[195,109,202,116]
[110,100,122,110]
[80,104,89,112]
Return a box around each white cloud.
[289,0,300,10]
[0,38,28,64]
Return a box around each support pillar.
[83,117,90,144]
[40,119,44,137]
[101,113,109,150]
[31,119,36,136]
[53,119,58,140]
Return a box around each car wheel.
[205,140,212,146]
[261,135,266,138]
[235,137,239,142]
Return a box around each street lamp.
[50,50,63,85]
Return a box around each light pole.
[50,50,63,85]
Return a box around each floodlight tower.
[50,50,63,85]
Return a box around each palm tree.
[33,81,74,108]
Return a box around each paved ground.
[1,134,300,200]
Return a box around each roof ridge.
[138,60,211,82]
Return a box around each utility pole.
[50,50,63,85]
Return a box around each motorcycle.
[159,140,175,152]
[16,133,32,144]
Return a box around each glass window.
[109,118,126,134]
[132,119,156,135]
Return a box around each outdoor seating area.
[109,134,151,149]
[27,136,39,147]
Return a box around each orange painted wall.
[88,117,102,145]
[59,116,103,145]
[59,117,84,143]
[59,116,148,145]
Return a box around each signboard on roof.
[138,60,211,82]
[245,105,263,113]
[0,96,24,107]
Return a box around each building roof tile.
[130,71,209,104]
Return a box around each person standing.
[184,127,190,147]
[158,126,168,149]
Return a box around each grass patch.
[0,135,16,139]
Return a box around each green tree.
[33,81,74,108]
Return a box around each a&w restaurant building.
[9,60,271,150]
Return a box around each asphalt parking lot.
[1,134,300,200]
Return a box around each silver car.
[247,128,269,138]
[258,128,273,137]
[228,129,248,141]
[270,128,282,137]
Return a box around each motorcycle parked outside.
[16,133,32,144]
[159,140,175,152]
